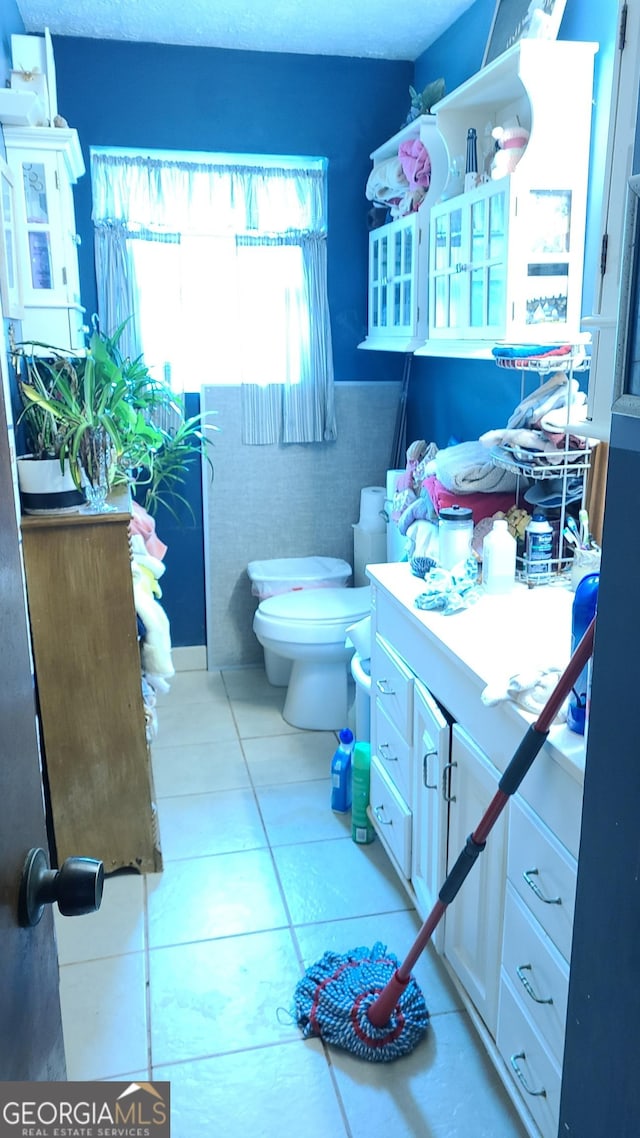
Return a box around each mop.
[294,618,595,1063]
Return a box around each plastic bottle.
[567,572,599,735]
[525,513,553,585]
[330,727,354,813]
[351,742,375,844]
[438,505,473,570]
[482,518,516,594]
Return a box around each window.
[91,148,336,443]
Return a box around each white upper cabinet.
[360,40,597,358]
[418,39,597,357]
[359,114,448,352]
[4,125,87,352]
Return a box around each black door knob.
[18,847,104,927]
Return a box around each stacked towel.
[430,441,519,494]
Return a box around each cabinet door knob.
[373,806,393,825]
[510,1052,547,1098]
[376,678,396,696]
[442,760,457,802]
[523,867,562,905]
[423,750,438,789]
[516,963,554,1005]
[379,742,398,762]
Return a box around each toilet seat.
[256,586,370,641]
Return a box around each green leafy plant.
[406,78,446,123]
[15,320,216,518]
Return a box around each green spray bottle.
[351,742,375,844]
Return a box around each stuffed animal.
[490,124,530,180]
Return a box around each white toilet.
[247,557,370,731]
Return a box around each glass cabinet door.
[429,182,509,340]
[368,214,419,338]
[520,188,571,329]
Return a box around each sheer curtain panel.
[90,149,337,444]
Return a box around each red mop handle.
[368,616,596,1029]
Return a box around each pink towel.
[130,500,168,560]
[398,138,432,191]
[423,474,515,523]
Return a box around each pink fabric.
[423,474,516,523]
[130,500,168,560]
[398,138,431,191]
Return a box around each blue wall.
[51,38,412,645]
[408,0,618,450]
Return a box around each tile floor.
[55,666,528,1138]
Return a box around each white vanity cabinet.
[367,562,585,1138]
[410,678,449,953]
[359,115,448,352]
[4,125,86,350]
[369,634,415,878]
[444,725,507,1037]
[419,38,597,356]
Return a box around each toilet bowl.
[253,586,371,730]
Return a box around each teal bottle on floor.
[351,742,375,844]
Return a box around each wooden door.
[0,318,66,1079]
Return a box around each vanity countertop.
[367,561,586,785]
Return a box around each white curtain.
[90,150,337,444]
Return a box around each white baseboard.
[172,645,207,672]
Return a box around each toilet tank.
[247,556,352,600]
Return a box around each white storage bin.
[247,556,351,600]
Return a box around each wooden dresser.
[21,494,163,874]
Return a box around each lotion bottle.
[482,518,516,594]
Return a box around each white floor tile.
[331,1009,526,1138]
[57,662,527,1136]
[273,836,413,925]
[256,778,352,845]
[243,729,337,785]
[153,1039,348,1138]
[158,787,267,860]
[156,669,227,704]
[157,700,238,746]
[151,737,250,797]
[55,872,145,965]
[149,929,302,1065]
[60,953,148,1080]
[146,849,288,948]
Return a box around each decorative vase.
[79,428,116,514]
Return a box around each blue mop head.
[293,941,429,1062]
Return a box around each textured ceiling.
[15,0,476,61]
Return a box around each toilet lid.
[247,556,352,586]
[259,586,371,625]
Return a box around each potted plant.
[14,321,215,516]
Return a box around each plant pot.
[16,456,85,515]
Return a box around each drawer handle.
[442,760,457,803]
[379,742,398,762]
[516,963,553,1005]
[376,678,396,696]
[523,868,562,906]
[373,805,393,826]
[423,750,438,789]
[510,1052,546,1097]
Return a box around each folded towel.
[507,374,576,429]
[365,157,408,204]
[433,441,519,495]
[492,344,572,359]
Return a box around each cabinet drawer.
[502,885,569,1067]
[497,976,562,1138]
[372,701,412,806]
[371,634,413,741]
[508,795,577,962]
[369,756,412,878]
